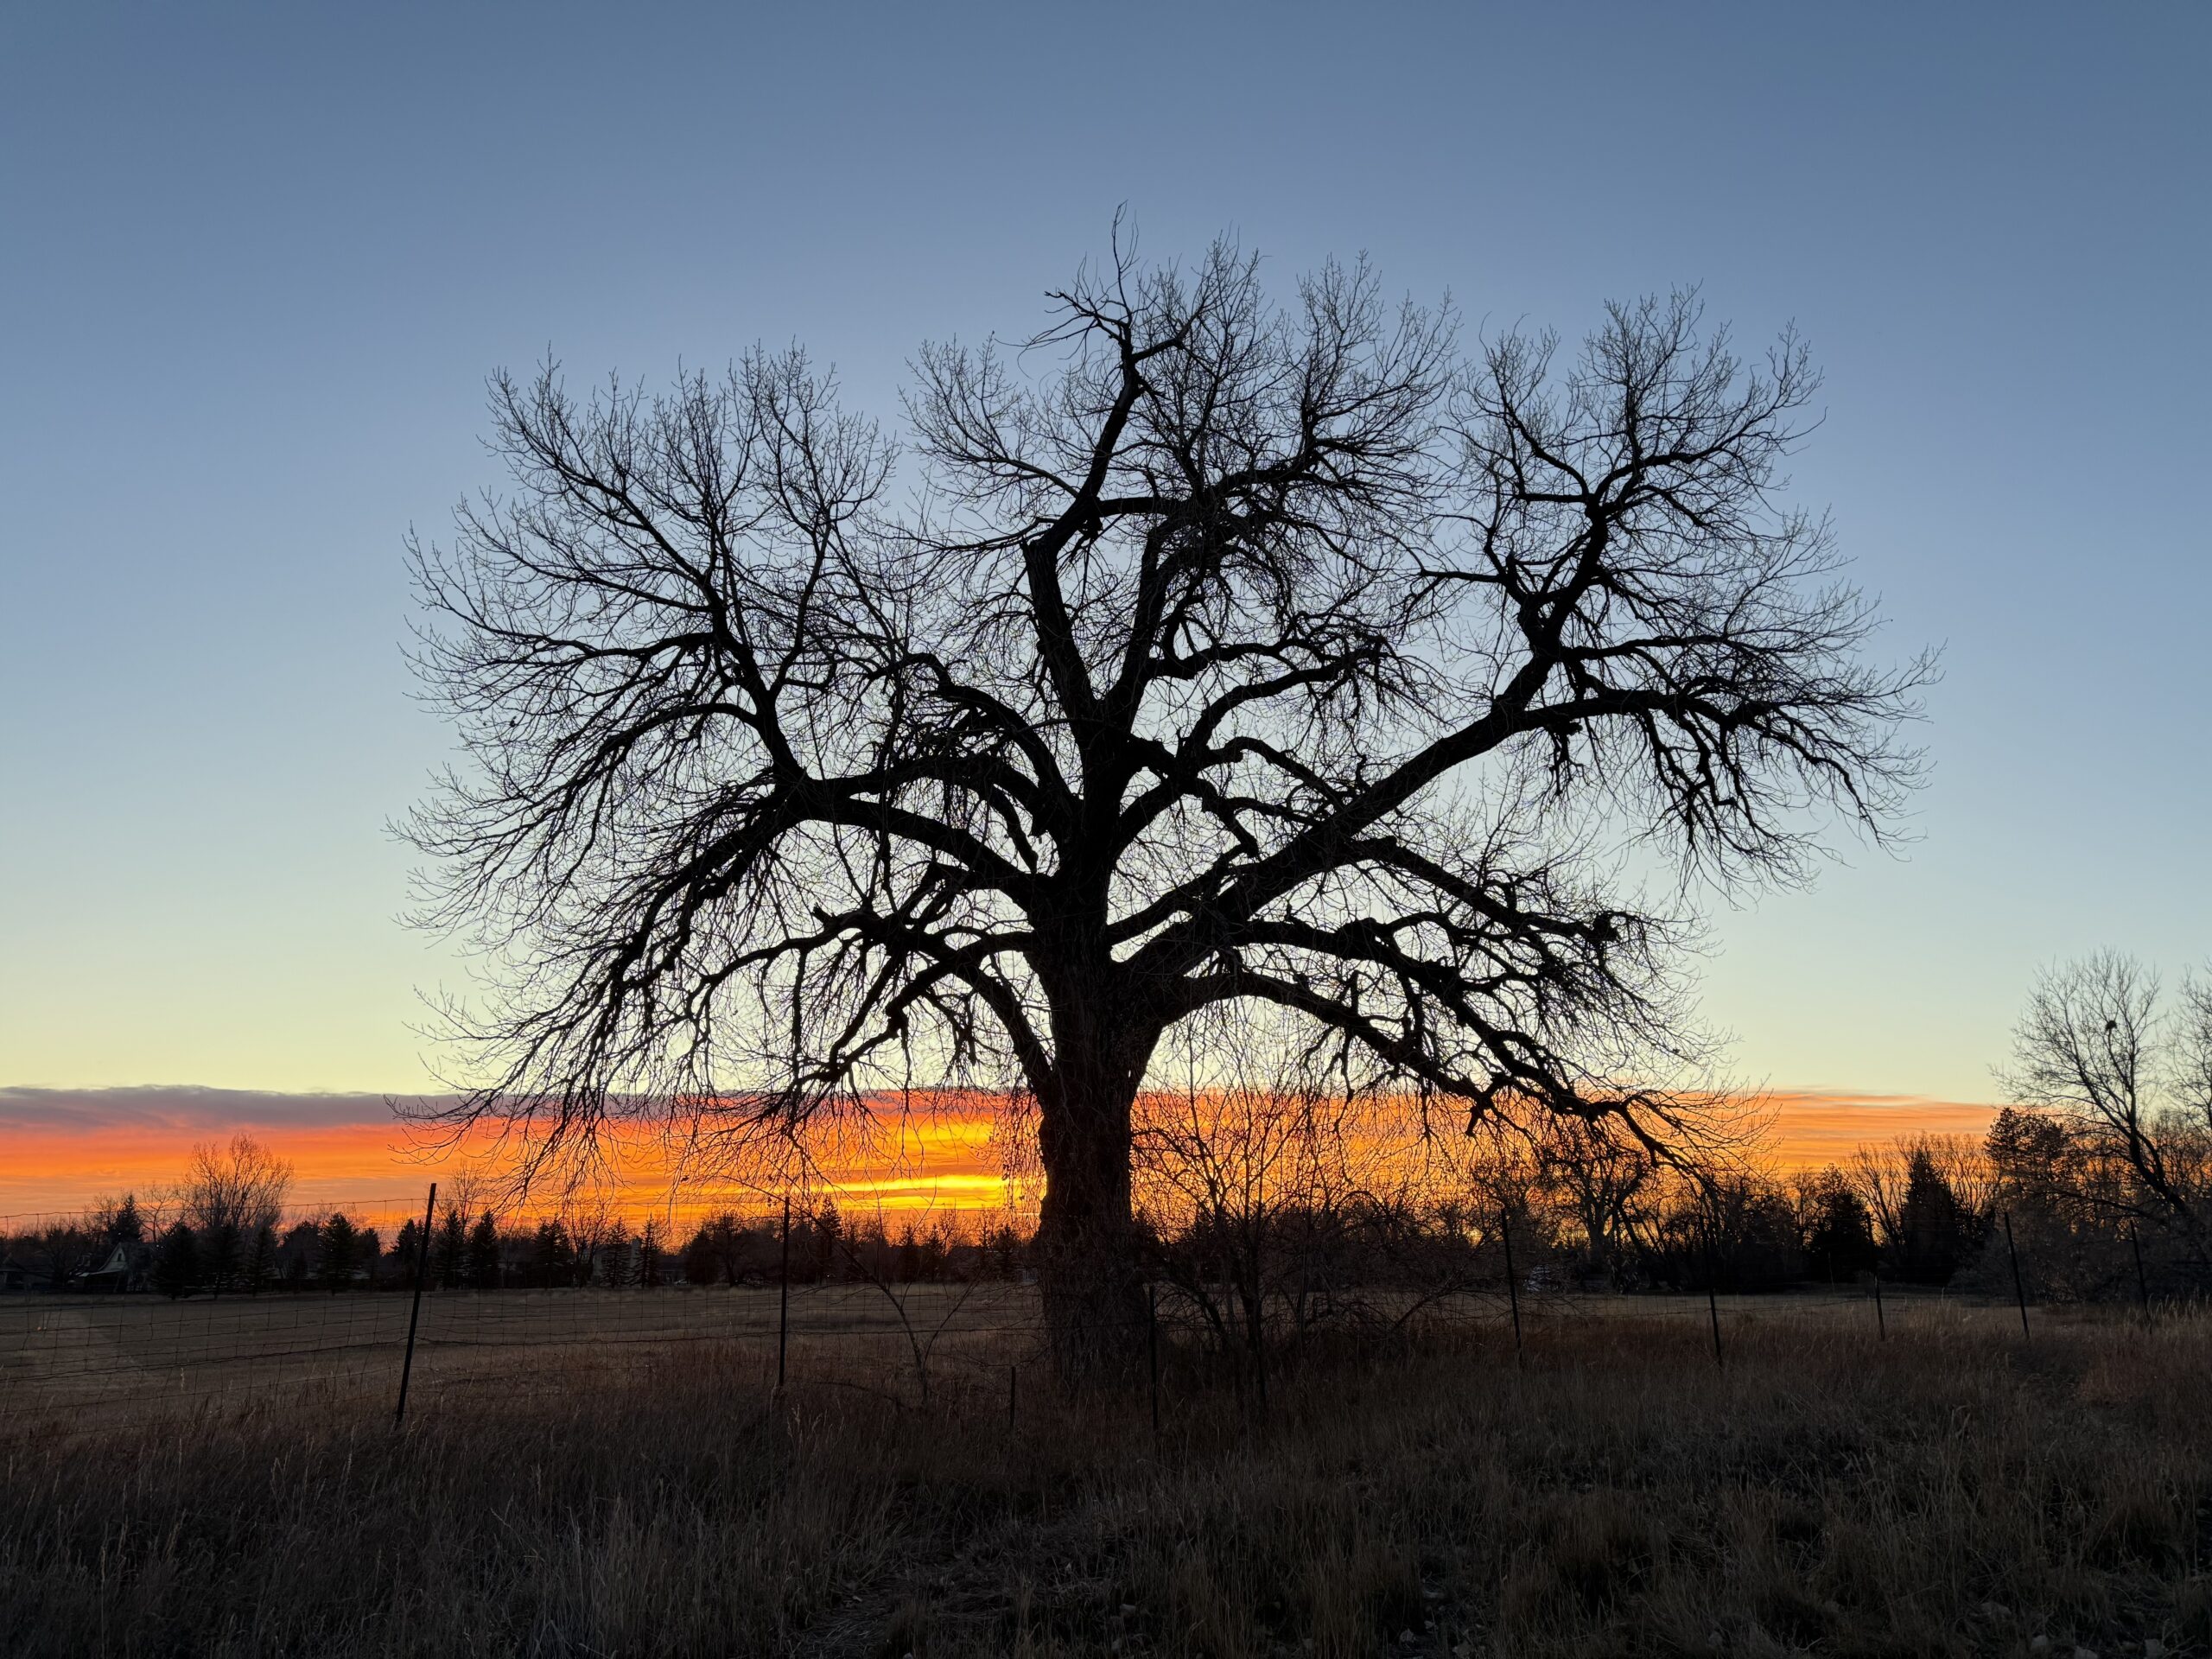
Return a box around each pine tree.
[638,1217,664,1287]
[152,1223,199,1299]
[531,1221,570,1288]
[1800,1166,1879,1280]
[604,1229,640,1287]
[318,1213,358,1293]
[680,1225,718,1287]
[1897,1152,1972,1286]
[466,1213,502,1288]
[433,1205,468,1288]
[279,1220,320,1290]
[202,1219,242,1297]
[245,1223,278,1294]
[103,1192,146,1247]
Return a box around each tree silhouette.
[95,1192,146,1248]
[152,1223,199,1300]
[466,1212,503,1288]
[177,1135,292,1243]
[1798,1166,1879,1281]
[2001,951,2212,1273]
[201,1220,242,1298]
[245,1222,277,1294]
[432,1205,469,1289]
[1894,1151,1974,1285]
[406,232,1928,1376]
[317,1213,358,1293]
[529,1221,572,1288]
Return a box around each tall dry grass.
[4,1306,2209,1656]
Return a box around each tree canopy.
[405,232,1929,1370]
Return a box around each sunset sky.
[0,1085,2000,1226]
[3,6,2207,1217]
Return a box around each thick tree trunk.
[1031,1020,1154,1385]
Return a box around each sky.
[2,4,2208,1206]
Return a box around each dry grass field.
[0,1284,1049,1421]
[4,1294,2209,1657]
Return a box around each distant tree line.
[4,1111,2203,1310]
[10,951,2208,1325]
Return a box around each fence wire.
[0,1265,2128,1439]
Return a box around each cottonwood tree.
[405,232,1927,1376]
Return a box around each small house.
[76,1243,137,1294]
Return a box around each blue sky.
[2,3,2206,1102]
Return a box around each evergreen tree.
[152,1223,199,1299]
[638,1217,664,1287]
[432,1205,468,1288]
[530,1221,571,1287]
[245,1223,278,1294]
[100,1192,146,1247]
[202,1219,243,1297]
[1896,1152,1971,1285]
[1800,1167,1880,1280]
[988,1224,1023,1280]
[357,1227,382,1287]
[466,1213,503,1288]
[604,1230,640,1287]
[278,1220,320,1289]
[318,1212,359,1293]
[680,1225,718,1287]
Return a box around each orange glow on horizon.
[0,1089,1999,1226]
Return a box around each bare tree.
[405,230,1927,1377]
[177,1135,293,1240]
[1535,1116,1658,1287]
[2001,952,2212,1268]
[1134,1016,1370,1390]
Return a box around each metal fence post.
[1702,1228,1723,1367]
[776,1195,791,1395]
[1499,1206,1523,1361]
[2130,1220,2151,1324]
[1147,1281,1161,1441]
[2003,1210,2031,1343]
[393,1182,437,1429]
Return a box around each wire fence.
[5,1182,2187,1439]
[0,1262,2137,1442]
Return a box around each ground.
[2,1290,2206,1656]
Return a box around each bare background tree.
[175,1135,293,1294]
[404,229,1929,1377]
[2001,951,2212,1275]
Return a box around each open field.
[0,1283,1053,1422]
[3,1282,2037,1425]
[7,1294,2210,1656]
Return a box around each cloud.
[0,1085,419,1135]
